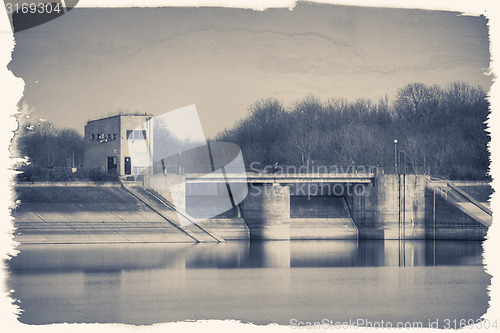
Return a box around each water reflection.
[5,240,489,326]
[8,240,484,273]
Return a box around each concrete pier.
[350,174,428,240]
[241,184,291,240]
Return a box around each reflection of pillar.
[380,240,426,266]
[402,240,426,266]
[247,242,291,292]
[357,240,386,266]
[249,241,291,268]
[383,240,400,266]
[241,184,290,240]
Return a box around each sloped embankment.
[12,184,196,244]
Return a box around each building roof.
[86,114,152,124]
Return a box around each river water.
[6,240,490,327]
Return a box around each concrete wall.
[241,184,290,240]
[144,174,186,211]
[185,182,234,219]
[424,188,488,240]
[351,174,428,240]
[195,218,250,240]
[291,218,358,240]
[290,196,349,218]
[83,116,121,172]
[290,196,358,240]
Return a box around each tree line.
[16,121,85,168]
[14,122,121,182]
[215,82,490,180]
[14,81,489,180]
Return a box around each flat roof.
[86,114,152,124]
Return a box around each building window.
[96,133,108,142]
[127,130,147,140]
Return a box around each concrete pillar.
[351,183,382,239]
[377,174,400,239]
[241,184,290,240]
[352,174,428,240]
[401,174,427,239]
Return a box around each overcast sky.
[9,3,491,137]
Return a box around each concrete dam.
[12,172,491,243]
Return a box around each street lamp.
[394,139,398,173]
[146,116,153,176]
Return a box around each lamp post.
[395,138,400,264]
[399,149,406,266]
[394,139,398,174]
[146,116,153,176]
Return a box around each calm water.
[6,240,490,327]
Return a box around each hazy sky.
[9,3,491,137]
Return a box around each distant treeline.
[17,122,85,168]
[14,122,120,182]
[215,82,490,180]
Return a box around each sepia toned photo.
[2,0,497,330]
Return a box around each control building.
[83,114,152,176]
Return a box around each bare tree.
[18,122,85,168]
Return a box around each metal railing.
[154,164,433,176]
[149,164,381,176]
[17,164,431,177]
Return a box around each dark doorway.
[107,156,118,173]
[124,157,131,175]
